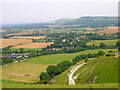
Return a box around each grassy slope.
[26,49,117,64]
[87,39,118,46]
[53,56,118,85]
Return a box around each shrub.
[98,51,105,56]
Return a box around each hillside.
[53,56,118,85]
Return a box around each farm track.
[69,62,87,85]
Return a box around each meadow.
[2,62,55,83]
[26,49,117,64]
[87,39,118,46]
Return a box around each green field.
[26,49,117,64]
[87,39,118,46]
[2,62,55,83]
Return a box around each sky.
[0,0,119,24]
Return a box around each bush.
[39,72,51,84]
[100,42,106,48]
[108,50,113,53]
[98,51,105,56]
[106,54,111,57]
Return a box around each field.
[2,49,118,88]
[87,39,118,46]
[10,36,46,39]
[26,49,117,64]
[1,38,32,48]
[4,33,32,36]
[98,26,119,34]
[12,42,54,48]
[2,62,55,83]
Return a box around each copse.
[39,72,51,84]
[57,61,72,72]
[73,55,88,64]
[46,65,61,77]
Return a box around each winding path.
[69,62,86,85]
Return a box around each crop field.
[10,36,46,39]
[1,38,32,48]
[98,26,119,34]
[26,49,117,64]
[2,62,55,83]
[87,39,118,46]
[12,42,54,48]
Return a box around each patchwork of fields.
[2,49,117,84]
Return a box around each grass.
[2,62,55,83]
[53,56,118,85]
[74,56,118,84]
[2,80,118,88]
[26,49,117,64]
[87,39,118,46]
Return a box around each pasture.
[1,38,32,48]
[27,49,117,64]
[12,42,54,48]
[87,39,118,46]
[2,62,55,83]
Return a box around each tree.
[39,72,51,84]
[98,51,105,56]
[116,41,120,47]
[57,61,72,72]
[100,42,106,48]
[46,65,61,77]
[19,48,24,53]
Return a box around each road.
[69,62,86,85]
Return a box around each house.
[5,55,18,59]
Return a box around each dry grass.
[1,38,32,48]
[10,36,46,39]
[12,42,54,48]
[98,26,119,34]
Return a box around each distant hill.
[54,16,118,27]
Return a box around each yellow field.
[2,62,55,83]
[1,38,32,48]
[4,33,32,36]
[10,36,46,39]
[12,42,54,48]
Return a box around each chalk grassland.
[87,39,118,46]
[74,56,118,84]
[53,56,118,85]
[10,36,46,39]
[2,62,55,83]
[98,26,119,34]
[26,49,117,64]
[12,42,54,48]
[1,38,32,48]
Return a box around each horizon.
[2,0,118,24]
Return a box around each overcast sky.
[1,0,119,24]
